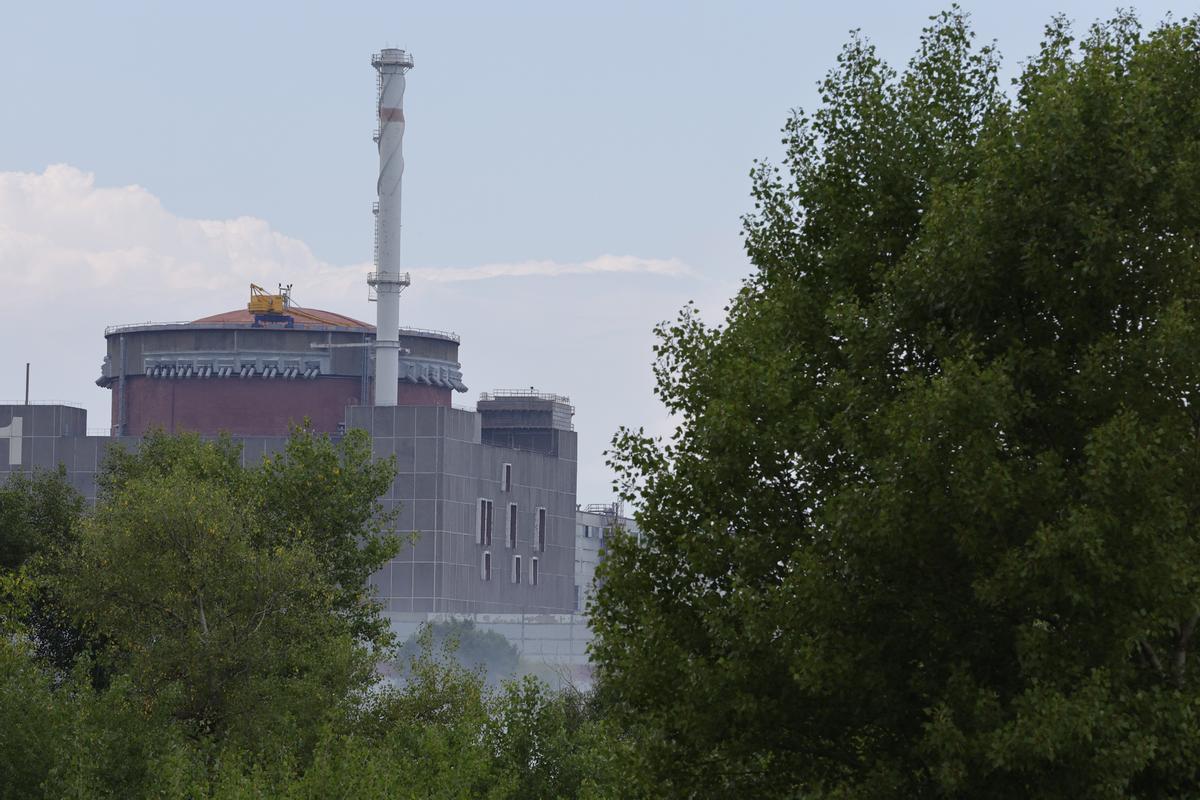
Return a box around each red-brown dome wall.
[114,376,450,436]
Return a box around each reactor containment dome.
[97,284,467,436]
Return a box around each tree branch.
[1173,612,1199,686]
[196,594,210,640]
[1139,639,1164,676]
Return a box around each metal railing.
[0,399,86,408]
[366,271,411,286]
[479,390,573,405]
[104,320,453,341]
[105,321,191,335]
[372,216,381,269]
[104,319,373,336]
[397,326,460,343]
[371,50,414,69]
[583,502,622,515]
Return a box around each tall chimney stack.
[368,48,414,406]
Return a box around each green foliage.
[0,618,625,798]
[488,675,635,800]
[99,427,401,649]
[51,427,400,745]
[0,641,61,799]
[0,466,82,571]
[60,470,370,744]
[0,467,92,673]
[0,640,190,800]
[593,9,1200,798]
[361,630,513,797]
[256,426,400,646]
[99,431,246,501]
[0,428,629,798]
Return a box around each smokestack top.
[372,49,414,70]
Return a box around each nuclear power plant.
[97,49,463,438]
[0,49,632,676]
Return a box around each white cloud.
[0,164,729,501]
[0,165,689,295]
[411,254,693,282]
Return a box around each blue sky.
[0,1,1183,501]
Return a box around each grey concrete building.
[347,401,577,615]
[0,390,578,617]
[0,303,647,673]
[0,400,647,683]
[574,502,640,613]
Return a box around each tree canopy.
[592,10,1200,798]
[0,428,630,798]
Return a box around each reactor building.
[97,300,466,437]
[0,48,633,671]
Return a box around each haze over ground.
[0,0,1175,501]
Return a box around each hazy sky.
[0,1,1182,501]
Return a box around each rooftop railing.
[0,400,86,408]
[104,319,373,336]
[397,326,461,343]
[104,320,457,341]
[479,390,573,405]
[582,503,623,515]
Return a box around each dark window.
[502,463,512,492]
[513,555,522,584]
[478,499,493,546]
[537,508,547,552]
[482,551,491,581]
[531,557,539,586]
[508,503,518,548]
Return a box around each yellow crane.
[247,283,288,315]
[246,283,333,326]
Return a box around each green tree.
[0,431,635,799]
[592,10,1200,798]
[0,467,82,572]
[100,426,399,649]
[61,472,366,743]
[0,468,92,674]
[0,639,192,800]
[255,426,399,647]
[488,675,634,800]
[58,427,400,746]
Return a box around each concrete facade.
[574,504,640,614]
[0,400,579,616]
[348,404,577,614]
[0,402,650,679]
